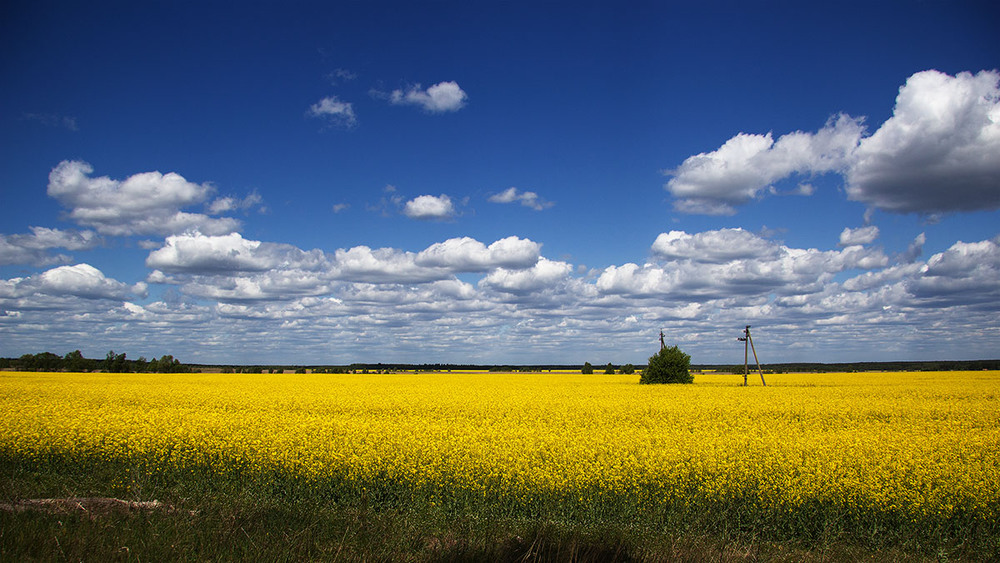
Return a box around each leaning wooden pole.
[742,329,749,386]
[746,327,766,386]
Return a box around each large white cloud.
[390,81,468,113]
[666,69,1000,216]
[146,232,327,273]
[0,263,146,301]
[665,114,864,214]
[480,258,573,294]
[47,160,240,236]
[40,264,147,300]
[846,69,1000,213]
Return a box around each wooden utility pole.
[738,330,748,386]
[738,325,766,386]
[659,330,666,351]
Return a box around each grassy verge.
[1,456,993,561]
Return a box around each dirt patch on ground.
[0,498,194,517]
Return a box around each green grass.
[1,455,993,562]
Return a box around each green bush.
[640,346,692,384]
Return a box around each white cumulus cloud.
[308,96,358,127]
[146,232,323,274]
[0,227,100,266]
[416,236,540,271]
[651,228,780,263]
[480,258,573,294]
[488,187,553,210]
[666,69,1000,216]
[846,69,1000,213]
[47,160,240,236]
[665,114,864,215]
[403,194,455,220]
[208,191,264,214]
[839,226,880,246]
[601,229,888,299]
[390,81,468,113]
[38,263,146,300]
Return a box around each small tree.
[621,363,635,375]
[581,362,594,374]
[604,362,615,374]
[640,345,693,384]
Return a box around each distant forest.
[2,352,999,374]
[1,350,191,373]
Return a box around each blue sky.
[2,0,998,365]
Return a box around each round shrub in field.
[640,345,693,384]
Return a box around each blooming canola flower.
[0,370,997,523]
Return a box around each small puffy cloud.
[332,203,350,213]
[367,184,406,216]
[665,114,864,214]
[390,81,468,113]
[403,194,455,220]
[898,232,927,263]
[846,69,1000,214]
[488,187,553,210]
[839,226,880,246]
[38,264,146,300]
[208,191,264,214]
[309,96,358,128]
[0,227,100,266]
[47,160,240,236]
[416,236,540,271]
[794,183,816,196]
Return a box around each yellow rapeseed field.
[1,370,998,527]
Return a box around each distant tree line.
[7,354,995,375]
[0,350,192,373]
[701,360,1000,374]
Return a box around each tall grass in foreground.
[1,371,998,559]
